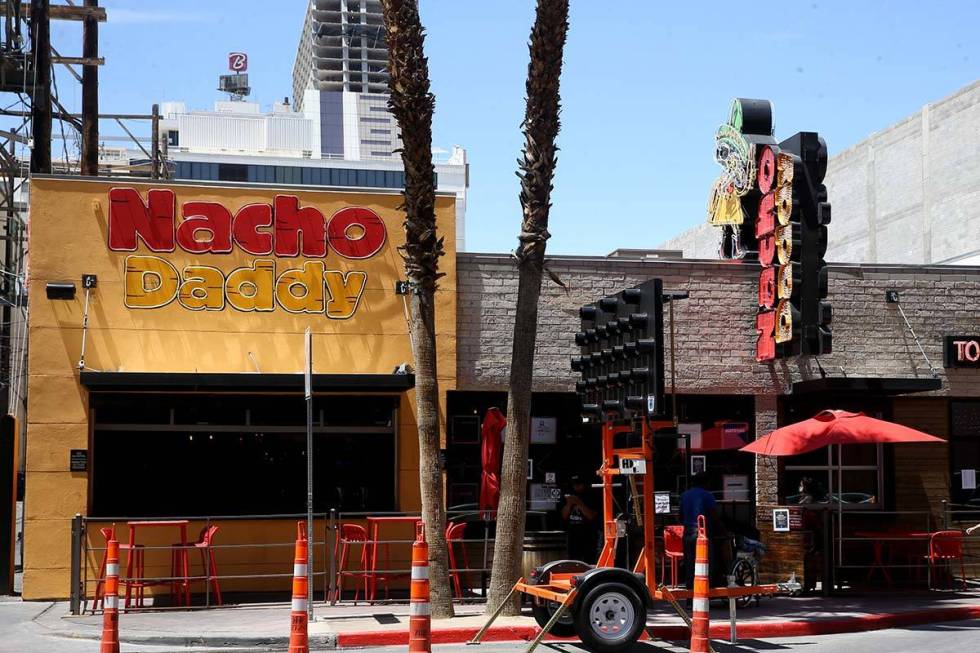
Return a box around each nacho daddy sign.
[108,187,387,319]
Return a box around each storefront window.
[950,401,980,508]
[782,444,882,508]
[90,394,398,517]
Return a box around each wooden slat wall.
[891,398,949,528]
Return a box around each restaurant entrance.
[90,393,399,517]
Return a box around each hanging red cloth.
[478,407,506,516]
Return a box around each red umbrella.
[741,409,944,456]
[478,407,506,515]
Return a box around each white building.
[158,100,468,250]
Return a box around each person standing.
[561,474,600,563]
[680,472,725,590]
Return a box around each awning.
[792,377,942,395]
[79,371,415,393]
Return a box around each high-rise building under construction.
[292,0,401,160]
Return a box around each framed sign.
[69,449,88,472]
[772,508,790,532]
[723,474,749,501]
[690,455,706,476]
[655,492,671,514]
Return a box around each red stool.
[170,527,221,607]
[446,522,470,598]
[661,525,684,587]
[92,527,136,613]
[334,523,371,602]
[193,525,222,605]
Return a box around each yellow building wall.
[23,177,457,600]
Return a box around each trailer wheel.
[531,599,577,637]
[575,582,645,653]
[731,558,759,608]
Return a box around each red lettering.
[967,340,980,363]
[176,202,233,254]
[233,203,274,255]
[756,192,775,238]
[758,234,775,267]
[954,340,967,361]
[108,188,175,252]
[757,146,776,194]
[756,311,776,362]
[758,267,776,309]
[327,207,387,259]
[274,195,326,258]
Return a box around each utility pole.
[80,0,98,175]
[29,0,50,174]
[150,103,160,179]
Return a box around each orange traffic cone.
[288,522,310,653]
[689,514,710,653]
[100,538,120,653]
[409,523,431,653]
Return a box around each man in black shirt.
[561,474,600,563]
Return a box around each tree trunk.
[380,0,453,618]
[487,0,569,615]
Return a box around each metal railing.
[69,506,552,614]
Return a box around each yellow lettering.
[226,259,275,312]
[124,255,179,308]
[275,261,325,313]
[178,266,225,311]
[324,270,367,319]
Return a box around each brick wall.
[457,253,980,401]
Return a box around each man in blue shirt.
[680,472,724,590]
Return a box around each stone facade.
[457,252,980,399]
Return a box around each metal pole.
[29,0,52,175]
[727,575,737,644]
[150,103,160,179]
[69,513,82,615]
[304,327,314,620]
[669,297,677,427]
[328,508,336,605]
[79,0,98,176]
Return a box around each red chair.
[446,522,470,598]
[171,525,222,606]
[334,523,371,602]
[92,527,137,613]
[661,525,684,587]
[924,530,966,590]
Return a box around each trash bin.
[521,531,568,580]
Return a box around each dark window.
[370,129,391,135]
[217,164,249,182]
[90,394,398,516]
[167,131,179,146]
[951,401,980,508]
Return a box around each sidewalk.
[28,590,980,649]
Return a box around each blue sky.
[47,1,978,255]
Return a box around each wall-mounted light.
[45,282,76,300]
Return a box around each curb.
[335,605,980,648]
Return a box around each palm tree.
[487,0,570,614]
[380,0,453,619]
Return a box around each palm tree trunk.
[487,0,570,615]
[380,0,453,619]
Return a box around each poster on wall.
[691,455,706,476]
[655,492,671,514]
[772,508,790,532]
[530,417,558,444]
[529,483,562,511]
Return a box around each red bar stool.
[334,523,371,602]
[193,525,222,605]
[92,527,136,613]
[446,522,470,598]
[661,525,684,587]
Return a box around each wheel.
[731,558,758,608]
[531,599,577,637]
[574,582,645,653]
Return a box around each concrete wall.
[659,80,980,265]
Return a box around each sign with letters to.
[945,336,980,368]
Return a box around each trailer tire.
[575,582,645,653]
[531,600,577,637]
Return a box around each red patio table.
[125,520,190,609]
[365,516,421,601]
[853,530,931,585]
